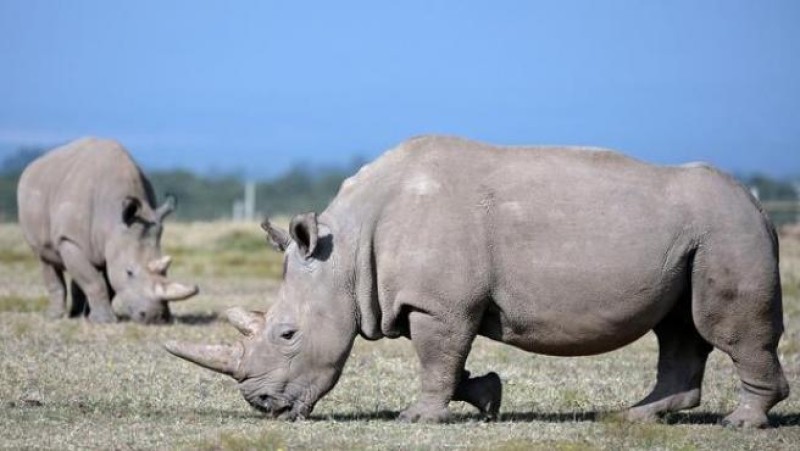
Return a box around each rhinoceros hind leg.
[624,303,712,423]
[40,261,66,319]
[399,309,478,423]
[453,370,502,420]
[59,241,116,323]
[691,246,789,428]
[719,347,789,428]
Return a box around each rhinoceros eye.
[126,268,134,278]
[271,323,299,344]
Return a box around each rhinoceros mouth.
[246,393,311,420]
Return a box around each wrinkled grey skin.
[167,135,788,427]
[17,137,198,324]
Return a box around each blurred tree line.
[1,147,798,224]
[0,147,362,221]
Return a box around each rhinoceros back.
[17,137,157,265]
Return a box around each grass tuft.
[162,223,283,279]
[0,248,35,265]
[214,230,269,253]
[494,439,593,451]
[196,431,287,451]
[0,295,47,312]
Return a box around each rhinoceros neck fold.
[322,141,426,341]
[352,227,383,340]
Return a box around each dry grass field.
[1,221,798,450]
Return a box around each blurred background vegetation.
[0,147,364,222]
[1,146,798,225]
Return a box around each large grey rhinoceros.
[17,137,198,324]
[166,135,788,427]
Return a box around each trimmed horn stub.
[226,307,264,336]
[148,255,172,274]
[155,194,177,222]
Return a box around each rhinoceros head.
[165,213,357,419]
[106,196,198,323]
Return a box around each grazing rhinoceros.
[166,135,788,427]
[17,137,198,324]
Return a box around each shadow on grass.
[663,411,800,427]
[172,312,219,325]
[315,410,602,423]
[497,410,800,427]
[13,401,797,427]
[4,400,264,421]
[311,409,800,427]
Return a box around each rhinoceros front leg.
[623,306,712,422]
[40,260,66,319]
[58,241,116,323]
[399,310,477,423]
[69,280,89,317]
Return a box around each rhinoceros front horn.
[155,281,199,301]
[164,341,242,377]
[226,307,264,336]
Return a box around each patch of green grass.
[600,420,692,449]
[0,295,47,312]
[163,230,282,279]
[494,439,593,451]
[170,249,281,278]
[0,248,35,265]
[195,431,286,451]
[782,280,800,304]
[559,389,587,410]
[214,230,269,253]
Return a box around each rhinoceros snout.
[248,393,295,419]
[134,308,172,324]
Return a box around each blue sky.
[1,1,798,178]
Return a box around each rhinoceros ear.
[261,218,291,253]
[121,196,142,226]
[155,194,176,222]
[290,212,318,259]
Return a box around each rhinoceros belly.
[480,242,691,356]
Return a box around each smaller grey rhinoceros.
[17,137,198,324]
[166,135,788,427]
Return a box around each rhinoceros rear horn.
[148,255,172,274]
[225,307,264,336]
[261,218,291,253]
[156,281,199,301]
[164,341,242,377]
[155,194,177,222]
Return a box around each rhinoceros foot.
[721,406,770,429]
[616,407,661,424]
[478,372,502,420]
[398,402,452,424]
[45,305,66,320]
[87,309,117,324]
